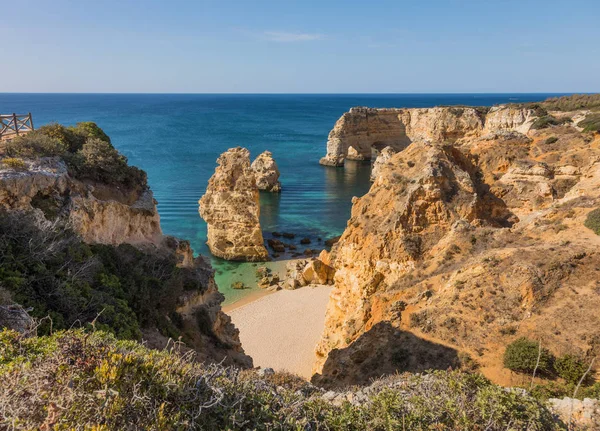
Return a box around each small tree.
[503,338,554,374]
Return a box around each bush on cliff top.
[538,94,600,112]
[578,113,600,133]
[530,115,572,130]
[5,121,146,190]
[6,130,68,157]
[0,329,562,430]
[67,138,147,188]
[0,210,198,341]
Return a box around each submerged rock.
[251,151,281,192]
[199,147,269,262]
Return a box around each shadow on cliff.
[311,322,459,389]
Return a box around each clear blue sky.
[2,0,599,93]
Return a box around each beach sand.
[228,284,332,378]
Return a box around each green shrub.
[503,337,554,374]
[578,113,600,133]
[5,131,67,158]
[538,94,600,111]
[555,354,591,384]
[544,136,559,145]
[1,157,27,171]
[37,123,85,152]
[531,115,572,130]
[68,138,147,188]
[70,121,111,144]
[0,211,191,340]
[584,208,600,235]
[0,330,562,430]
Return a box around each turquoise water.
[0,93,564,302]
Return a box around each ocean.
[0,93,565,303]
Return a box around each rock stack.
[251,150,281,192]
[199,147,269,261]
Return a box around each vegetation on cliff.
[0,329,562,430]
[5,122,146,190]
[0,210,205,342]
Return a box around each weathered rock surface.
[320,105,541,166]
[370,146,398,181]
[284,258,335,289]
[0,157,162,245]
[548,397,600,430]
[199,147,269,262]
[313,114,600,388]
[251,150,281,192]
[0,154,252,368]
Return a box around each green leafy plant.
[1,157,27,171]
[554,354,591,385]
[0,330,562,430]
[0,211,193,340]
[503,337,554,374]
[584,208,600,235]
[5,131,67,158]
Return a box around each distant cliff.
[319,105,538,166]
[314,95,600,391]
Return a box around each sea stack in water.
[199,147,269,261]
[251,151,281,192]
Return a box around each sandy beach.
[228,284,332,378]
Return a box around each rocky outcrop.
[313,112,600,387]
[370,146,397,181]
[483,105,538,134]
[320,105,542,166]
[314,140,513,375]
[284,258,336,289]
[0,157,163,245]
[0,144,252,368]
[199,147,269,262]
[548,397,600,429]
[251,151,281,192]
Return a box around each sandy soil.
[228,285,332,378]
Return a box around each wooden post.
[13,113,18,135]
[28,112,34,131]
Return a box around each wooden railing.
[0,113,34,140]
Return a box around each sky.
[1,0,599,93]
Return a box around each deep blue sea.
[0,93,565,302]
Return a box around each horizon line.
[0,91,594,96]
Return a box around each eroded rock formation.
[251,150,281,192]
[320,105,540,166]
[313,105,600,388]
[0,148,251,368]
[0,157,162,245]
[199,147,269,261]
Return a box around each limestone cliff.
[313,106,600,387]
[0,131,251,368]
[319,105,539,166]
[199,147,269,261]
[251,150,281,192]
[0,157,162,245]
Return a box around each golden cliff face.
[319,105,537,167]
[199,147,269,262]
[0,156,252,368]
[313,108,600,387]
[0,157,162,245]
